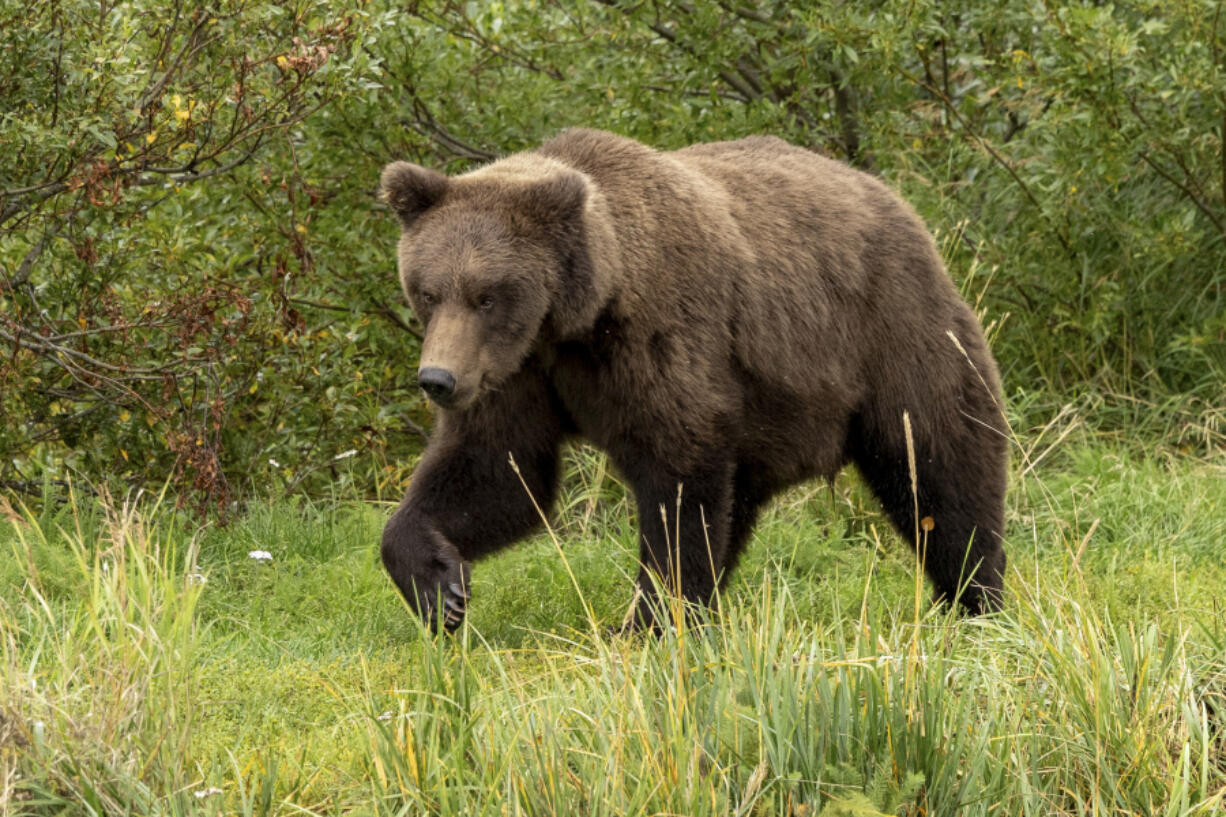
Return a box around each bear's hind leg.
[849,401,1007,615]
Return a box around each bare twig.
[830,68,873,169]
[1,479,80,497]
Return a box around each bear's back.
[670,137,915,402]
[536,130,964,428]
[667,134,964,372]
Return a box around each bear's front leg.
[626,458,735,630]
[381,375,563,631]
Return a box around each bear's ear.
[522,171,618,339]
[380,161,450,228]
[518,170,589,228]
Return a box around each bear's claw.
[406,550,471,633]
[423,582,468,632]
[435,573,470,632]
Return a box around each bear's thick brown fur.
[379,129,1007,630]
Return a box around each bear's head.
[380,155,616,411]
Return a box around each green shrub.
[3,0,1222,505]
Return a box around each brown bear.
[378,128,1007,631]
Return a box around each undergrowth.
[1,441,1224,815]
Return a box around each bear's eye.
[420,292,437,307]
[477,295,495,311]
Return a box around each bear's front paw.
[410,549,472,632]
[382,517,473,632]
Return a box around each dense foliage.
[2,0,1223,507]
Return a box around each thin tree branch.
[289,296,424,340]
[1137,152,1226,237]
[7,226,59,289]
[1121,94,1226,236]
[400,92,497,162]
[0,325,183,377]
[0,183,69,229]
[902,66,1074,254]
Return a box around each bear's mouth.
[424,389,461,410]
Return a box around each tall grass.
[1,488,204,813]
[1,445,1224,815]
[357,594,1224,815]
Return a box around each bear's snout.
[418,367,457,404]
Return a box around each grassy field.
[2,439,1225,815]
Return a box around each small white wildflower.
[194,787,223,799]
[248,550,273,563]
[376,711,394,722]
[334,449,358,460]
[268,457,281,468]
[187,572,207,586]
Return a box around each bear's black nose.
[418,367,456,401]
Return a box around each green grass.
[2,442,1225,815]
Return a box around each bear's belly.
[733,364,856,483]
[546,342,850,487]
